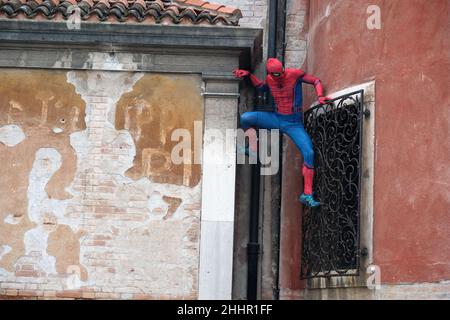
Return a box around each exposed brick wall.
[221,0,268,28]
[284,0,309,68]
[227,0,308,67]
[0,68,202,300]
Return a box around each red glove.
[318,96,331,105]
[233,69,250,78]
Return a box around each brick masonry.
[222,0,307,67]
[220,0,268,28]
[0,68,203,300]
[284,0,309,68]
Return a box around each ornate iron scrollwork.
[300,90,364,279]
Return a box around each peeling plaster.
[0,124,25,146]
[28,148,62,224]
[4,213,23,225]
[23,148,68,275]
[67,67,200,294]
[82,52,139,72]
[48,225,88,282]
[65,67,202,294]
[0,245,12,260]
[23,226,57,274]
[0,69,85,276]
[0,64,203,297]
[115,74,203,187]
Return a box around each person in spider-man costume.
[233,58,330,208]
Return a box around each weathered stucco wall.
[282,0,450,293]
[0,68,204,299]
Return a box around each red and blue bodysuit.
[234,58,330,207]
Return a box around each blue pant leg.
[240,111,258,131]
[283,124,315,168]
[240,111,280,130]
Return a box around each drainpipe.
[247,0,283,301]
[247,151,261,300]
[273,0,287,301]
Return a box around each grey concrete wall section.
[0,21,262,72]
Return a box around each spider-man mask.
[266,58,284,78]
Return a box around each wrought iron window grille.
[301,90,365,279]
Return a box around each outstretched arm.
[233,69,268,92]
[302,73,330,105]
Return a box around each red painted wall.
[283,0,450,284]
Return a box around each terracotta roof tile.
[0,0,242,26]
[202,3,223,11]
[217,5,238,15]
[183,0,205,6]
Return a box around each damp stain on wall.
[115,74,204,188]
